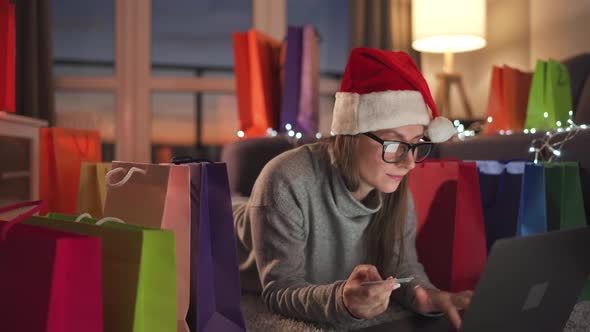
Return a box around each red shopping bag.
[40,128,102,215]
[409,160,487,292]
[0,0,15,112]
[0,201,103,332]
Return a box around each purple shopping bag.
[187,162,245,332]
[280,26,303,132]
[297,24,320,134]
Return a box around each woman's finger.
[444,304,462,331]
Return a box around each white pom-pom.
[426,117,456,142]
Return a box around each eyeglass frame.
[363,132,434,164]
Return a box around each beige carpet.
[241,294,590,332]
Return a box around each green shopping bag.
[24,214,177,332]
[543,162,589,300]
[544,162,587,231]
[525,59,572,130]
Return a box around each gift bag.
[280,26,303,132]
[0,201,103,332]
[183,162,246,332]
[544,162,587,231]
[409,160,487,292]
[0,0,15,112]
[77,162,112,218]
[484,66,532,134]
[525,59,573,130]
[516,163,547,236]
[476,161,525,251]
[544,162,588,300]
[296,25,320,134]
[26,212,176,332]
[232,29,282,137]
[104,162,190,332]
[40,128,102,215]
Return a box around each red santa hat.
[331,48,456,142]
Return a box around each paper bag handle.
[105,167,147,187]
[75,213,126,226]
[0,200,45,240]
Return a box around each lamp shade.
[412,0,486,53]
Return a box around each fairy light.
[315,133,322,139]
[544,112,549,119]
[524,129,529,134]
[453,120,460,127]
[556,121,562,127]
[487,116,493,123]
[330,131,335,136]
[237,130,245,138]
[295,132,302,139]
[499,130,505,135]
[530,128,537,134]
[528,111,589,163]
[285,123,292,131]
[288,130,295,137]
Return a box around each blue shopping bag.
[516,163,547,236]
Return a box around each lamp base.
[434,72,474,119]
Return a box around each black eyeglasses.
[363,132,434,164]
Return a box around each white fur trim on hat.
[426,116,456,142]
[331,90,431,135]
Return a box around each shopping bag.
[185,162,246,332]
[0,0,15,112]
[39,128,102,215]
[525,59,573,130]
[26,212,176,332]
[0,201,103,332]
[476,161,525,251]
[104,162,190,332]
[77,162,112,218]
[409,160,487,292]
[280,26,303,132]
[484,66,532,134]
[544,162,587,231]
[296,25,320,134]
[516,163,548,236]
[232,29,282,137]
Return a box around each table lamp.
[412,0,486,119]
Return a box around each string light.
[453,120,461,127]
[237,130,245,138]
[285,123,292,131]
[556,121,562,127]
[315,133,322,139]
[295,132,302,139]
[288,130,295,137]
[528,110,589,163]
[543,112,549,119]
[530,128,537,134]
[524,129,529,134]
[487,116,493,123]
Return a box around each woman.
[234,48,472,330]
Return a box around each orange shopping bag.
[232,29,282,137]
[484,65,532,134]
[40,128,102,215]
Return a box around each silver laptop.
[357,226,590,332]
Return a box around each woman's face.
[356,125,425,194]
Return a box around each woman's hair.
[321,135,408,276]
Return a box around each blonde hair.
[321,135,408,276]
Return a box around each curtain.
[15,0,55,125]
[349,0,420,67]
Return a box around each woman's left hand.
[412,286,473,331]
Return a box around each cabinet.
[0,111,48,207]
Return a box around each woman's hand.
[412,286,473,330]
[342,265,401,320]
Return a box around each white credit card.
[360,276,414,286]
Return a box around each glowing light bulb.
[543,112,549,119]
[530,128,537,134]
[295,132,302,139]
[315,133,322,139]
[487,116,493,123]
[288,130,295,137]
[237,130,245,138]
[285,123,292,131]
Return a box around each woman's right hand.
[342,264,401,320]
